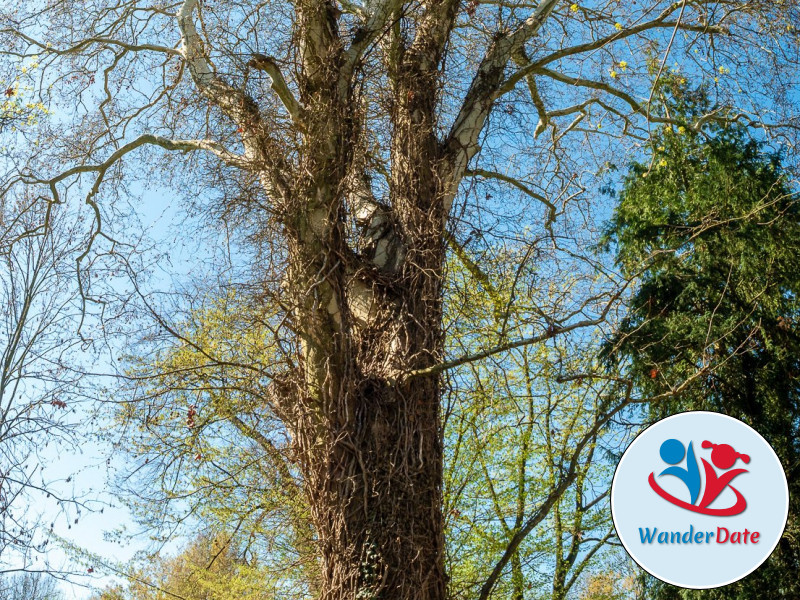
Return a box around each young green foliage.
[108,290,314,597]
[90,532,276,600]
[443,247,625,600]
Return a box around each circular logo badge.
[611,411,788,588]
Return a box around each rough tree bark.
[280,2,457,595]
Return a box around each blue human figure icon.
[658,439,701,505]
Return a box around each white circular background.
[611,411,789,588]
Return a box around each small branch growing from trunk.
[248,54,306,125]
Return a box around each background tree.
[0,54,92,573]
[2,0,799,598]
[0,571,65,600]
[575,565,642,600]
[0,188,95,571]
[90,532,274,600]
[442,250,623,600]
[603,84,800,599]
[108,290,316,596]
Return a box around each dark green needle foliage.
[602,86,800,599]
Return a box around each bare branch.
[442,0,560,214]
[248,54,305,125]
[502,11,727,96]
[31,135,251,190]
[1,28,180,57]
[465,168,557,228]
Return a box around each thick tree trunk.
[284,214,447,599]
[276,4,452,596]
[296,371,446,599]
[284,156,448,600]
[286,206,448,599]
[280,109,448,600]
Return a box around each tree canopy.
[0,0,799,598]
[604,88,800,599]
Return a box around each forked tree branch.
[442,0,560,213]
[248,54,305,125]
[344,0,407,73]
[465,168,557,228]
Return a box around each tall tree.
[0,571,64,600]
[2,1,799,598]
[90,532,275,600]
[109,244,622,599]
[0,57,90,572]
[0,192,92,570]
[603,85,800,599]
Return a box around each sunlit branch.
[443,0,560,214]
[248,54,305,124]
[33,135,251,190]
[344,0,406,73]
[503,14,726,95]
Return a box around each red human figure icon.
[698,441,750,510]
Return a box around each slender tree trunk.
[511,552,525,600]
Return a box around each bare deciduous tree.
[0,191,89,571]
[0,570,64,600]
[1,0,798,597]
